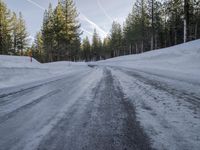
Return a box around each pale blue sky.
[4,0,133,41]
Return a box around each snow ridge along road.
[110,67,200,150]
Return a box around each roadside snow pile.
[0,55,40,68]
[43,61,89,74]
[98,40,200,84]
[44,61,87,70]
[0,55,88,89]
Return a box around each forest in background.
[0,0,200,62]
[0,0,28,56]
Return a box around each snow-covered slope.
[1,40,199,88]
[0,55,88,89]
[97,40,200,84]
[0,55,40,68]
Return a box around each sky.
[4,0,133,42]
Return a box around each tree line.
[0,0,28,55]
[81,0,200,61]
[1,0,200,62]
[32,0,81,62]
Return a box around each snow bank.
[1,40,199,88]
[0,55,40,68]
[97,40,200,84]
[0,55,88,89]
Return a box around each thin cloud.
[25,0,107,39]
[81,28,93,36]
[25,0,45,10]
[97,0,113,22]
[80,14,108,38]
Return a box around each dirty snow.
[95,40,200,150]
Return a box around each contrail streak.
[25,0,45,10]
[25,0,106,38]
[97,0,113,22]
[80,14,107,38]
[81,28,93,36]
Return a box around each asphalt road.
[0,66,199,150]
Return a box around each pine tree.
[148,0,155,50]
[11,12,18,54]
[191,0,200,40]
[53,1,65,61]
[42,3,54,62]
[61,0,82,61]
[184,0,189,42]
[135,0,150,52]
[16,12,28,55]
[102,36,111,59]
[91,29,102,61]
[41,0,82,62]
[167,0,184,45]
[81,36,91,61]
[41,0,200,61]
[148,0,163,49]
[98,0,200,60]
[123,13,135,54]
[123,1,150,54]
[110,21,122,57]
[0,0,12,54]
[32,32,44,62]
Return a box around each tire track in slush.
[0,89,61,123]
[37,67,152,150]
[114,67,200,112]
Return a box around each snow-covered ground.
[110,68,200,150]
[0,40,200,150]
[95,40,200,150]
[1,40,199,89]
[97,39,200,85]
[0,55,88,89]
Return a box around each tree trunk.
[184,0,189,42]
[155,34,158,49]
[174,29,177,45]
[136,43,138,54]
[141,41,144,53]
[151,36,154,50]
[129,44,131,54]
[131,44,133,54]
[184,19,187,42]
[123,46,126,55]
[195,22,198,39]
[151,0,154,50]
